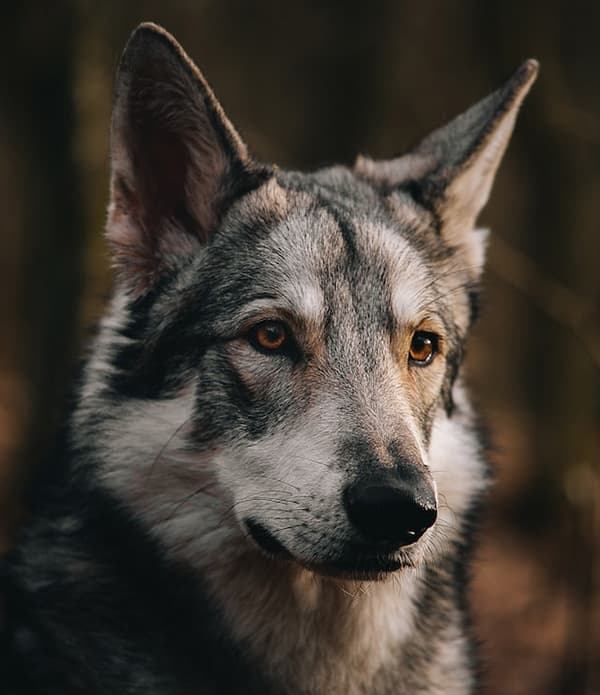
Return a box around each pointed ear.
[356,60,538,275]
[107,23,268,294]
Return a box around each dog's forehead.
[216,174,434,326]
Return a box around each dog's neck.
[198,534,422,694]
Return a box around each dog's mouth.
[245,519,293,558]
[244,519,414,580]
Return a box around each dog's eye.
[409,332,438,366]
[248,321,289,354]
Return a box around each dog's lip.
[245,519,293,558]
[244,519,414,579]
[304,555,413,581]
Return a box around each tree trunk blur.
[0,0,84,543]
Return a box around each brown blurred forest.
[0,1,598,693]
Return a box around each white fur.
[204,554,423,695]
[234,279,324,327]
[429,384,488,523]
[77,290,131,405]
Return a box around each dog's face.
[81,24,536,580]
[174,177,451,577]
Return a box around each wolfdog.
[1,22,537,695]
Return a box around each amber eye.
[409,331,438,366]
[249,321,289,353]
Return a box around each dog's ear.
[356,60,538,276]
[107,23,267,295]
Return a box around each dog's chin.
[303,555,413,582]
[244,519,415,581]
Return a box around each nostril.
[343,481,437,547]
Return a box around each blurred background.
[0,1,598,692]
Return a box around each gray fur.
[2,23,538,695]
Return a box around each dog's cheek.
[193,348,302,443]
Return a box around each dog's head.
[81,24,537,580]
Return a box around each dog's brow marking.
[287,282,324,323]
[391,282,428,326]
[377,227,430,327]
[235,281,324,326]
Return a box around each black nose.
[343,475,437,547]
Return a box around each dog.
[1,22,537,695]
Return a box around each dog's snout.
[343,473,437,547]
